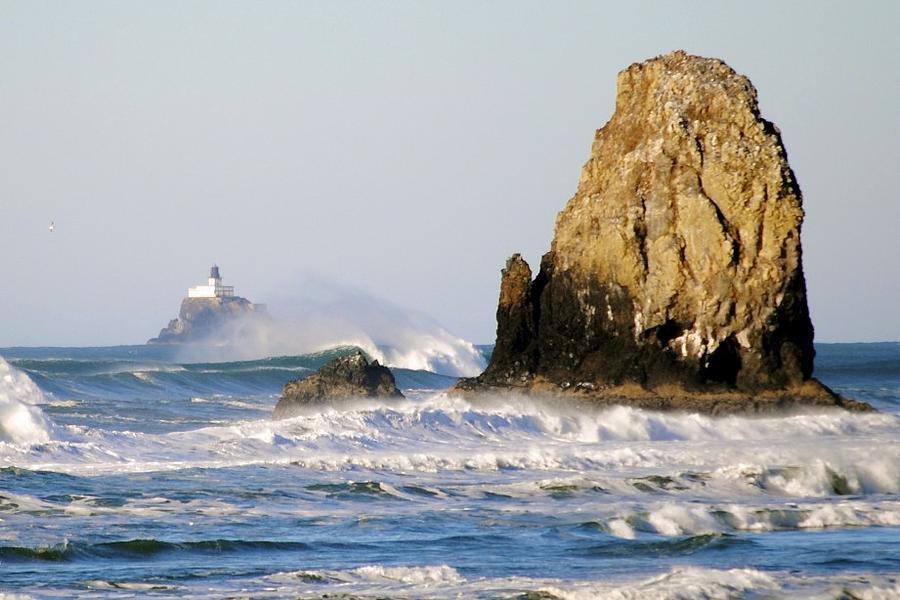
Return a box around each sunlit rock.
[456,51,872,414]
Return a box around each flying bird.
[48,221,54,233]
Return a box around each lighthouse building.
[187,265,235,299]
[148,265,266,344]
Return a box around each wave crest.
[0,357,54,446]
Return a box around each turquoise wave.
[3,345,458,402]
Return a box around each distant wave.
[0,538,317,563]
[19,559,897,598]
[9,346,458,403]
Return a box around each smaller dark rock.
[273,351,404,419]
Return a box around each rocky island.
[148,266,266,345]
[456,51,871,414]
[273,351,404,419]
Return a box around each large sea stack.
[457,51,870,414]
[148,296,263,344]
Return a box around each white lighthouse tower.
[187,265,235,299]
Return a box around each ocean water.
[0,342,898,599]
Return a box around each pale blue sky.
[1,1,897,346]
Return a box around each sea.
[0,342,898,598]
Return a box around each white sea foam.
[205,565,900,599]
[536,567,780,599]
[608,499,900,537]
[2,395,898,528]
[347,564,464,585]
[0,357,55,446]
[84,581,177,592]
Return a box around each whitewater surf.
[1,343,898,598]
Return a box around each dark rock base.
[452,376,874,416]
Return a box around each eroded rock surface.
[457,51,871,413]
[148,296,265,345]
[273,351,404,418]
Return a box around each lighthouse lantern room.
[187,265,235,298]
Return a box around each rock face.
[273,351,404,418]
[148,296,265,344]
[457,51,871,413]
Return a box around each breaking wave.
[166,275,490,377]
[11,347,458,403]
[0,356,54,446]
[72,564,900,599]
[3,395,898,485]
[2,342,898,598]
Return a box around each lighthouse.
[187,265,235,298]
[148,265,266,344]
